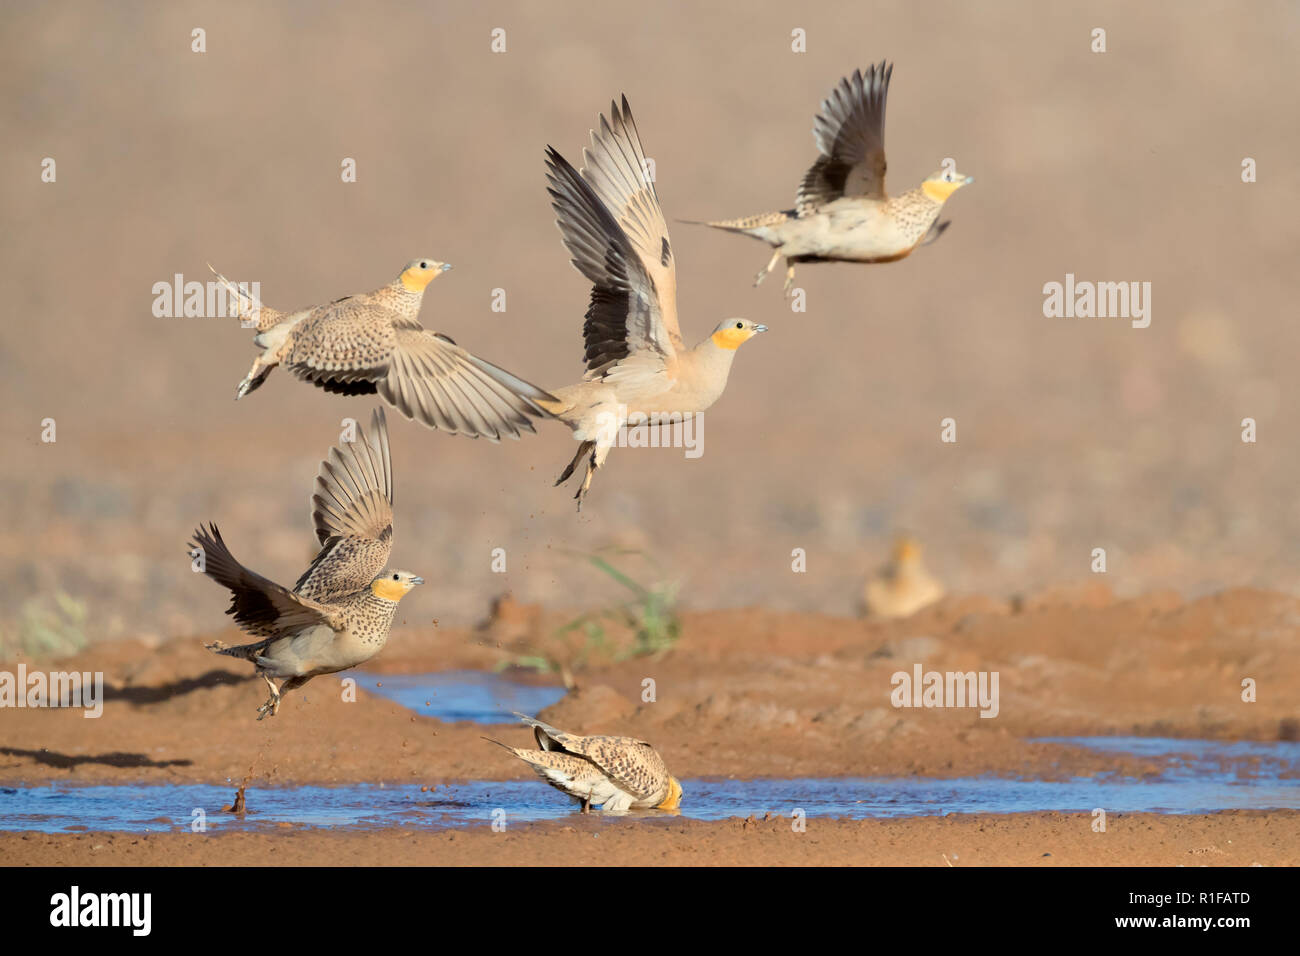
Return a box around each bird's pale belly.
[624,394,719,419]
[818,241,918,263]
[785,204,924,261]
[563,390,721,435]
[264,624,380,677]
[329,627,390,669]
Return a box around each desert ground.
[9,813,1296,867]
[2,1,1299,866]
[3,588,1299,865]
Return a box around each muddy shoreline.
[2,591,1297,865]
[1,589,1296,789]
[4,811,1296,867]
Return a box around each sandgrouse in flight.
[192,409,419,718]
[536,96,767,510]
[693,62,974,294]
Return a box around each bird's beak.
[753,324,768,334]
[410,576,425,586]
[964,176,975,185]
[439,263,453,273]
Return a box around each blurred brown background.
[3,0,1299,645]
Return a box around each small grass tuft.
[0,592,89,661]
[497,551,680,685]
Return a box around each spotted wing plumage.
[569,735,670,800]
[284,298,554,442]
[503,746,610,796]
[514,713,669,801]
[294,408,393,603]
[285,298,395,383]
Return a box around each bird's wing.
[514,713,665,799]
[284,298,555,440]
[190,523,342,637]
[570,735,669,801]
[546,95,684,383]
[376,323,556,441]
[285,298,397,387]
[294,408,394,602]
[504,747,610,798]
[796,62,892,215]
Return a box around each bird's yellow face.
[921,168,974,203]
[655,777,684,811]
[399,258,452,292]
[893,537,922,564]
[710,318,768,351]
[370,569,424,601]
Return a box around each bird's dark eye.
[735,321,743,329]
[420,261,429,269]
[392,573,400,580]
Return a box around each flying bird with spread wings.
[192,409,420,718]
[535,95,767,510]
[692,63,974,293]
[207,258,555,441]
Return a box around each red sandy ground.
[5,812,1296,867]
[1,588,1297,865]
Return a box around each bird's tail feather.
[203,638,262,662]
[206,263,284,332]
[681,210,793,234]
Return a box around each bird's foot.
[573,462,596,512]
[256,693,281,720]
[236,358,273,400]
[755,250,782,287]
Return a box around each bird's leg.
[783,264,797,297]
[236,356,272,400]
[754,249,782,287]
[573,435,612,512]
[581,796,591,814]
[256,674,282,720]
[554,440,593,487]
[278,676,308,701]
[574,455,598,512]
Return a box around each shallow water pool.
[356,670,566,723]
[2,737,1295,833]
